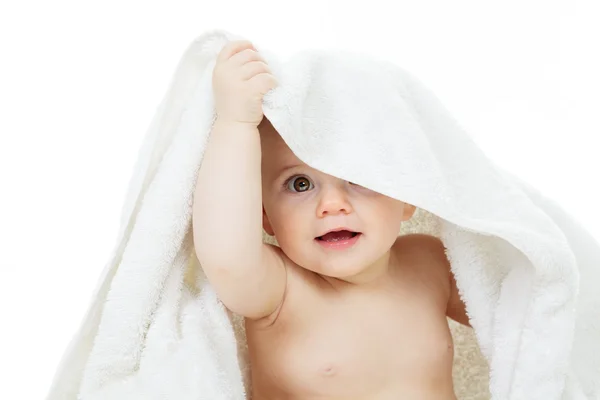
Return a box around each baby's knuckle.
[251,74,274,94]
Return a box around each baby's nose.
[316,185,353,216]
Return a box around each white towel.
[45,29,600,400]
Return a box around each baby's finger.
[217,40,256,63]
[230,47,266,67]
[252,73,279,95]
[240,61,272,81]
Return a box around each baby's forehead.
[259,120,305,176]
[262,139,302,173]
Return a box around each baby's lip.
[315,227,361,239]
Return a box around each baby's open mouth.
[316,230,360,242]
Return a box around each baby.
[193,40,471,400]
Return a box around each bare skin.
[245,120,470,400]
[193,41,470,400]
[247,235,463,400]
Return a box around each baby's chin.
[298,258,372,280]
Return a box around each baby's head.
[258,117,416,282]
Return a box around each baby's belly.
[252,386,456,400]
[247,312,456,399]
[251,379,457,400]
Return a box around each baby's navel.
[319,364,338,377]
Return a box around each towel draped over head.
[46,29,600,400]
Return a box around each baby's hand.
[212,40,278,127]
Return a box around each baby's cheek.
[386,199,408,219]
[282,224,305,247]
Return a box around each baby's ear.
[402,203,417,221]
[262,206,275,236]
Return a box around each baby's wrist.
[214,117,259,131]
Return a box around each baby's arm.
[192,120,286,320]
[419,234,470,327]
[447,271,470,327]
[192,41,285,321]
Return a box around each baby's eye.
[286,175,313,193]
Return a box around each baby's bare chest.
[246,285,454,398]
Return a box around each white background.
[1,0,598,398]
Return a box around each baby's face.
[259,118,415,279]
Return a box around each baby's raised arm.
[192,40,285,320]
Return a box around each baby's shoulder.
[392,234,452,292]
[393,233,446,259]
